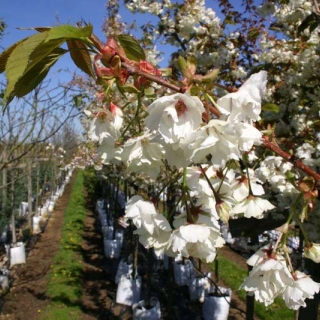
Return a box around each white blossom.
[239,258,292,306]
[230,172,265,203]
[125,195,172,255]
[165,223,225,262]
[282,271,320,310]
[121,132,165,179]
[232,195,275,219]
[145,93,204,145]
[85,103,123,144]
[217,71,267,124]
[304,242,320,263]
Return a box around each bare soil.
[0,173,253,319]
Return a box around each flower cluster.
[124,195,225,262]
[240,246,320,309]
[101,70,281,266]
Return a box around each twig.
[262,136,320,185]
[122,62,186,93]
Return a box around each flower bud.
[304,242,320,263]
[216,201,231,224]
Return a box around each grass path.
[40,171,86,320]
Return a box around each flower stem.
[199,165,222,203]
[280,193,303,248]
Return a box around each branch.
[121,62,186,93]
[262,136,320,185]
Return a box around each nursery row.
[95,183,233,320]
[0,168,74,296]
[93,175,301,320]
[38,170,87,319]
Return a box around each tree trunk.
[2,165,7,216]
[35,164,40,216]
[10,169,16,244]
[27,160,32,229]
[246,265,254,320]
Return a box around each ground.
[0,173,254,320]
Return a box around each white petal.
[180,225,210,243]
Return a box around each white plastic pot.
[189,273,211,302]
[20,202,28,216]
[115,230,124,246]
[99,210,108,227]
[57,187,64,197]
[38,206,48,218]
[47,201,55,212]
[104,238,121,259]
[108,217,115,227]
[0,226,8,243]
[102,226,114,240]
[10,242,26,267]
[202,287,232,320]
[163,254,169,270]
[153,251,164,261]
[0,275,9,293]
[33,216,42,234]
[173,259,195,286]
[116,275,142,306]
[95,199,104,212]
[132,297,161,320]
[115,258,133,284]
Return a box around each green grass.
[210,254,295,320]
[40,170,86,320]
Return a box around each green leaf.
[285,170,296,184]
[34,27,52,33]
[177,56,192,79]
[3,36,67,106]
[262,103,279,113]
[186,55,196,75]
[309,20,319,34]
[189,85,200,96]
[16,26,52,33]
[201,69,219,83]
[247,28,260,41]
[204,93,216,106]
[4,32,49,104]
[29,38,65,68]
[159,68,172,77]
[144,87,155,97]
[116,34,146,61]
[0,38,28,74]
[45,24,93,42]
[73,94,83,107]
[224,15,236,25]
[67,39,95,78]
[298,13,319,36]
[116,82,140,96]
[14,48,67,98]
[121,84,140,94]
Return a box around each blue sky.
[1,0,131,47]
